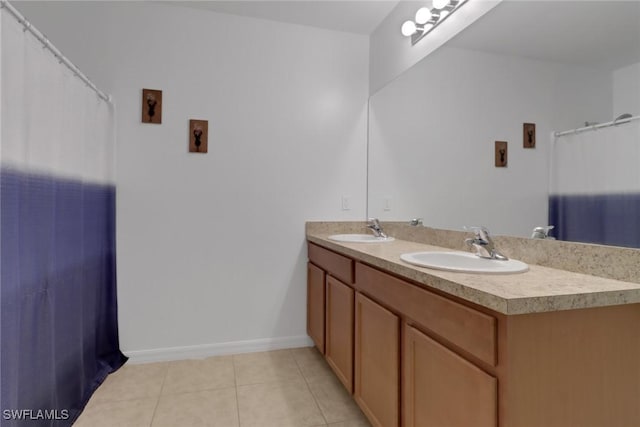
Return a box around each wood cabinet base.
[500,304,640,426]
[308,244,640,427]
[404,325,497,427]
[325,276,354,393]
[354,293,399,427]
[307,262,325,353]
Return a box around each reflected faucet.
[464,226,508,260]
[409,218,423,226]
[367,218,388,238]
[531,225,555,240]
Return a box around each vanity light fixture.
[401,0,468,45]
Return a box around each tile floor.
[74,347,372,427]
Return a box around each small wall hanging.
[189,120,208,153]
[495,141,507,167]
[141,89,162,124]
[523,123,536,148]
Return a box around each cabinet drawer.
[355,263,497,366]
[308,243,354,284]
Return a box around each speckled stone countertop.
[306,222,640,315]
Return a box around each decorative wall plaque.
[189,120,208,153]
[495,141,507,167]
[141,89,162,124]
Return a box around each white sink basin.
[328,234,395,243]
[400,251,528,274]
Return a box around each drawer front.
[308,243,354,284]
[355,263,497,366]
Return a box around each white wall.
[553,64,612,131]
[16,2,369,359]
[613,62,640,117]
[368,46,611,237]
[369,0,501,94]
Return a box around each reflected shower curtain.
[1,8,126,426]
[549,120,640,248]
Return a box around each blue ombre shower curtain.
[1,7,126,426]
[549,120,640,248]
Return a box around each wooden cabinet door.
[354,293,399,427]
[307,262,326,353]
[325,276,354,393]
[403,325,497,427]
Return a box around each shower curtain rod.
[0,0,111,103]
[554,115,640,137]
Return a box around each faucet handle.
[463,226,507,260]
[464,225,491,240]
[366,218,387,238]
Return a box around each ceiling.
[447,0,640,70]
[167,1,640,68]
[170,1,401,35]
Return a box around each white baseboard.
[123,335,314,364]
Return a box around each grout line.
[148,362,170,427]
[232,355,242,427]
[292,348,328,426]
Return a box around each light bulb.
[433,0,449,9]
[423,22,434,33]
[415,7,431,25]
[401,20,417,37]
[439,9,450,19]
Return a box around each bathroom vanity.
[306,222,640,427]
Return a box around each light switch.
[383,197,392,211]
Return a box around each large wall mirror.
[368,0,640,247]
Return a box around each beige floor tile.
[233,350,303,386]
[162,356,235,395]
[307,375,366,424]
[237,381,326,427]
[73,397,157,427]
[151,387,239,427]
[291,347,334,380]
[92,362,168,402]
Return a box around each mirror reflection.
[368,0,640,247]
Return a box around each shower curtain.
[1,6,126,426]
[549,120,640,248]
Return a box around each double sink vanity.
[306,221,640,427]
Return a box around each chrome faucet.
[367,218,387,238]
[531,225,555,240]
[464,226,508,260]
[409,218,423,226]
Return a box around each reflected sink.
[328,234,395,243]
[400,251,528,274]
